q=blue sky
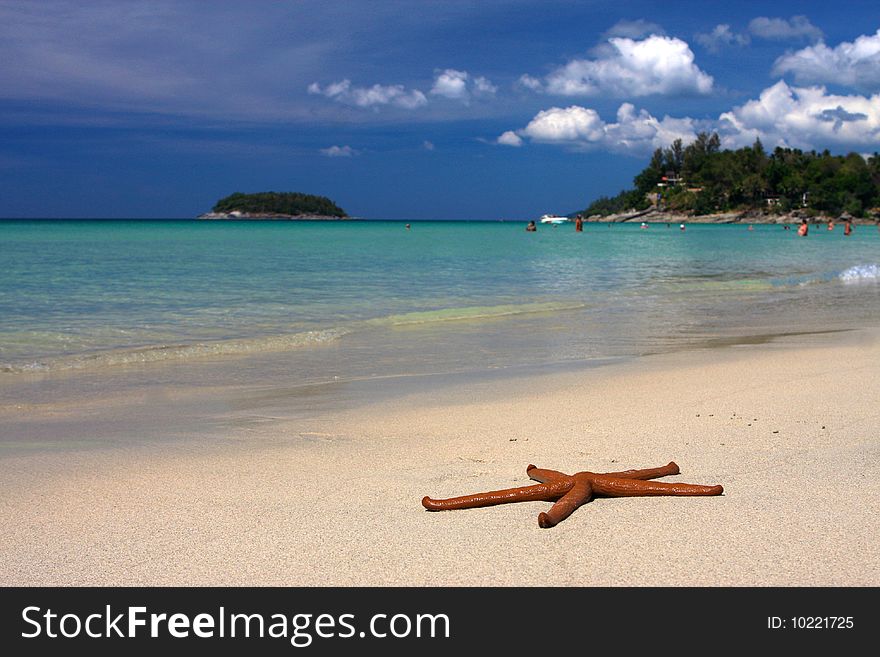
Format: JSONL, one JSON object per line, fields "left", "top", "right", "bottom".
{"left": 1, "top": 0, "right": 879, "bottom": 219}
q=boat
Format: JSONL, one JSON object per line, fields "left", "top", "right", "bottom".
{"left": 539, "top": 214, "right": 569, "bottom": 224}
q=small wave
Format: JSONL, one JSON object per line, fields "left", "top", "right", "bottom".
{"left": 1, "top": 302, "right": 589, "bottom": 375}
{"left": 774, "top": 263, "right": 880, "bottom": 287}
{"left": 709, "top": 279, "right": 775, "bottom": 291}
{"left": 661, "top": 278, "right": 776, "bottom": 293}
{"left": 0, "top": 327, "right": 350, "bottom": 374}
{"left": 839, "top": 264, "right": 880, "bottom": 283}
{"left": 1, "top": 361, "right": 51, "bottom": 374}
{"left": 371, "top": 302, "right": 587, "bottom": 327}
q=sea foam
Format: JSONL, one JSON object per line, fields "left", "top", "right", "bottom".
{"left": 838, "top": 264, "right": 880, "bottom": 282}
{"left": 0, "top": 327, "right": 350, "bottom": 374}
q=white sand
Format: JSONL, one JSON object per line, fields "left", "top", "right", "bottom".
{"left": 1, "top": 329, "right": 878, "bottom": 586}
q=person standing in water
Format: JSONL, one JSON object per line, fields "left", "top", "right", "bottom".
{"left": 797, "top": 218, "right": 809, "bottom": 236}
{"left": 844, "top": 218, "right": 853, "bottom": 236}
{"left": 575, "top": 215, "right": 583, "bottom": 232}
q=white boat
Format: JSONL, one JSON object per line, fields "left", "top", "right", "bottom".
{"left": 539, "top": 214, "right": 569, "bottom": 224}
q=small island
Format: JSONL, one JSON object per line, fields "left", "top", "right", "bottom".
{"left": 198, "top": 191, "right": 350, "bottom": 220}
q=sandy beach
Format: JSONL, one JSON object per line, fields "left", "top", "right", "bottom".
{"left": 1, "top": 328, "right": 878, "bottom": 587}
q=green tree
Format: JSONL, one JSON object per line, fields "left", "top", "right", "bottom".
{"left": 212, "top": 191, "right": 347, "bottom": 217}
{"left": 580, "top": 140, "right": 880, "bottom": 218}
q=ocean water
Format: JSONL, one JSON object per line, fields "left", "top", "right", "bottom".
{"left": 2, "top": 219, "right": 879, "bottom": 437}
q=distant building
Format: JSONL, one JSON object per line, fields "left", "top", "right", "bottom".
{"left": 658, "top": 173, "right": 683, "bottom": 187}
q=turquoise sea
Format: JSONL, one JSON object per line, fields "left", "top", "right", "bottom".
{"left": 2, "top": 218, "right": 879, "bottom": 444}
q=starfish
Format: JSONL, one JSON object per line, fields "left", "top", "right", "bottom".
{"left": 422, "top": 461, "right": 723, "bottom": 528}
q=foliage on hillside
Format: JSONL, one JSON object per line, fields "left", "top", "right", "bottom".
{"left": 583, "top": 133, "right": 880, "bottom": 218}
{"left": 212, "top": 192, "right": 347, "bottom": 217}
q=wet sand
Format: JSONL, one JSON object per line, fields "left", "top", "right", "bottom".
{"left": 1, "top": 329, "right": 878, "bottom": 586}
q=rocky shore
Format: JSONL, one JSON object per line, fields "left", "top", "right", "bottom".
{"left": 587, "top": 208, "right": 879, "bottom": 225}
{"left": 197, "top": 211, "right": 354, "bottom": 220}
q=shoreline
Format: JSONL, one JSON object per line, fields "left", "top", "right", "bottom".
{"left": 0, "top": 326, "right": 860, "bottom": 456}
{"left": 196, "top": 212, "right": 354, "bottom": 220}
{"left": 586, "top": 208, "right": 880, "bottom": 224}
{"left": 1, "top": 327, "right": 877, "bottom": 586}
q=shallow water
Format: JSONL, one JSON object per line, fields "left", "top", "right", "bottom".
{"left": 2, "top": 219, "right": 879, "bottom": 448}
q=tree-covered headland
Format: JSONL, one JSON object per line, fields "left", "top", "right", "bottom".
{"left": 583, "top": 133, "right": 880, "bottom": 219}
{"left": 207, "top": 191, "right": 348, "bottom": 218}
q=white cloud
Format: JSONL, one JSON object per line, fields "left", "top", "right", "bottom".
{"left": 748, "top": 16, "right": 822, "bottom": 42}
{"left": 308, "top": 79, "right": 427, "bottom": 109}
{"left": 473, "top": 76, "right": 497, "bottom": 95}
{"left": 520, "top": 106, "right": 606, "bottom": 143}
{"left": 499, "top": 104, "right": 697, "bottom": 154}
{"left": 431, "top": 69, "right": 469, "bottom": 100}
{"left": 695, "top": 24, "right": 750, "bottom": 53}
{"left": 540, "top": 35, "right": 713, "bottom": 97}
{"left": 772, "top": 29, "right": 880, "bottom": 89}
{"left": 309, "top": 69, "right": 496, "bottom": 112}
{"left": 717, "top": 80, "right": 880, "bottom": 149}
{"left": 517, "top": 74, "right": 543, "bottom": 92}
{"left": 320, "top": 145, "right": 358, "bottom": 157}
{"left": 604, "top": 104, "right": 698, "bottom": 152}
{"left": 498, "top": 82, "right": 880, "bottom": 154}
{"left": 430, "top": 69, "right": 496, "bottom": 103}
{"left": 422, "top": 140, "right": 435, "bottom": 151}
{"left": 496, "top": 130, "right": 523, "bottom": 147}
{"left": 602, "top": 19, "right": 665, "bottom": 40}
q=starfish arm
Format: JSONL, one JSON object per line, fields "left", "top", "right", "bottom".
{"left": 525, "top": 464, "right": 568, "bottom": 483}
{"left": 600, "top": 461, "right": 680, "bottom": 480}
{"left": 538, "top": 479, "right": 593, "bottom": 528}
{"left": 422, "top": 478, "right": 574, "bottom": 511}
{"left": 589, "top": 474, "right": 723, "bottom": 497}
